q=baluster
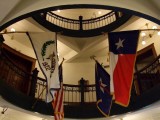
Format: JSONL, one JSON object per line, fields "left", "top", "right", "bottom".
{"left": 66, "top": 20, "right": 68, "bottom": 29}
{"left": 111, "top": 14, "right": 113, "bottom": 22}
{"left": 69, "top": 21, "right": 71, "bottom": 29}
{"left": 105, "top": 16, "right": 108, "bottom": 25}
{"left": 37, "top": 82, "right": 40, "bottom": 99}
{"left": 70, "top": 21, "right": 71, "bottom": 29}
{"left": 55, "top": 16, "right": 57, "bottom": 25}
{"left": 49, "top": 14, "right": 51, "bottom": 23}
{"left": 92, "top": 86, "right": 95, "bottom": 102}
{"left": 72, "top": 87, "right": 73, "bottom": 102}
{"left": 88, "top": 87, "right": 90, "bottom": 102}
{"left": 61, "top": 19, "right": 64, "bottom": 28}
{"left": 98, "top": 18, "right": 100, "bottom": 28}
{"left": 76, "top": 87, "right": 78, "bottom": 102}
{"left": 58, "top": 17, "right": 60, "bottom": 26}
{"left": 68, "top": 88, "right": 69, "bottom": 104}
{"left": 73, "top": 21, "right": 75, "bottom": 30}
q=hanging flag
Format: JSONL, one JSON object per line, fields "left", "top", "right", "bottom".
{"left": 95, "top": 61, "right": 112, "bottom": 116}
{"left": 52, "top": 60, "right": 64, "bottom": 120}
{"left": 27, "top": 32, "right": 60, "bottom": 103}
{"left": 108, "top": 30, "right": 139, "bottom": 107}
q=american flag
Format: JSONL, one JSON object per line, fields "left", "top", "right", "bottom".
{"left": 52, "top": 60, "right": 64, "bottom": 120}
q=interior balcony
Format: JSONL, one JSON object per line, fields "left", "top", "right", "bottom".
{"left": 33, "top": 10, "right": 132, "bottom": 37}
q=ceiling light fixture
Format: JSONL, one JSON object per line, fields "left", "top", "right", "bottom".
{"left": 1, "top": 106, "right": 8, "bottom": 114}
{"left": 57, "top": 10, "right": 60, "bottom": 13}
{"left": 144, "top": 23, "right": 159, "bottom": 38}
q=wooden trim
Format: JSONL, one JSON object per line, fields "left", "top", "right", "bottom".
{"left": 2, "top": 43, "right": 36, "bottom": 72}
{"left": 137, "top": 43, "right": 157, "bottom": 58}
{"left": 133, "top": 79, "right": 140, "bottom": 95}
{"left": 135, "top": 43, "right": 157, "bottom": 95}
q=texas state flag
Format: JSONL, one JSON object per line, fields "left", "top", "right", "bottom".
{"left": 108, "top": 30, "right": 139, "bottom": 107}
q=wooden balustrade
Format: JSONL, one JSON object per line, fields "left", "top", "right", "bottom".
{"left": 33, "top": 11, "right": 131, "bottom": 37}
{"left": 133, "top": 55, "right": 160, "bottom": 94}
{"left": 35, "top": 77, "right": 96, "bottom": 104}
{"left": 44, "top": 11, "right": 120, "bottom": 30}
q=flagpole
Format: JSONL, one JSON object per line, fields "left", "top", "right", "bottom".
{"left": 100, "top": 29, "right": 160, "bottom": 35}
{"left": 31, "top": 86, "right": 47, "bottom": 109}
{"left": 0, "top": 31, "right": 27, "bottom": 35}
{"left": 0, "top": 28, "right": 159, "bottom": 35}
{"left": 90, "top": 55, "right": 104, "bottom": 66}
{"left": 61, "top": 58, "right": 65, "bottom": 64}
{"left": 0, "top": 30, "right": 65, "bottom": 35}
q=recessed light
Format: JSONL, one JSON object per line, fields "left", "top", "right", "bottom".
{"left": 142, "top": 40, "right": 146, "bottom": 45}
{"left": 10, "top": 28, "right": 15, "bottom": 32}
{"left": 152, "top": 26, "right": 157, "bottom": 29}
{"left": 141, "top": 32, "right": 146, "bottom": 37}
{"left": 34, "top": 112, "right": 39, "bottom": 114}
{"left": 98, "top": 11, "right": 102, "bottom": 14}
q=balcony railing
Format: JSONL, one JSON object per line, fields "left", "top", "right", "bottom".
{"left": 32, "top": 10, "right": 131, "bottom": 37}
{"left": 44, "top": 11, "right": 121, "bottom": 30}
{"left": 35, "top": 77, "right": 96, "bottom": 104}
{"left": 133, "top": 55, "right": 160, "bottom": 95}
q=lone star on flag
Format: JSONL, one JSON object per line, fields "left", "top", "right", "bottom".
{"left": 115, "top": 38, "right": 125, "bottom": 49}
{"left": 99, "top": 79, "right": 107, "bottom": 93}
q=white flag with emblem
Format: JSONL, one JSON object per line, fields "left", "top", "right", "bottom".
{"left": 27, "top": 32, "right": 60, "bottom": 103}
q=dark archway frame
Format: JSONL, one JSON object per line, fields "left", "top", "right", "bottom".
{"left": 0, "top": 4, "right": 160, "bottom": 32}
